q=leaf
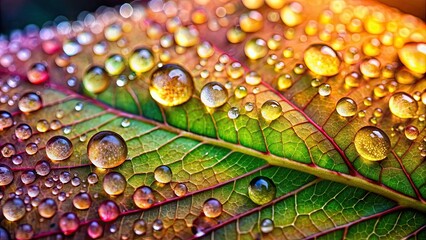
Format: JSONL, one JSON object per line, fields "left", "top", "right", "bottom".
{"left": 0, "top": 0, "right": 425, "bottom": 239}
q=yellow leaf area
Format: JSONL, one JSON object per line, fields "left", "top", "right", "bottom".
{"left": 0, "top": 0, "right": 425, "bottom": 239}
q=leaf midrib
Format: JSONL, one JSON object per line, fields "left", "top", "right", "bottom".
{"left": 47, "top": 82, "right": 426, "bottom": 212}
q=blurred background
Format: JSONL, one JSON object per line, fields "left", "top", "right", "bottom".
{"left": 0, "top": 0, "right": 424, "bottom": 34}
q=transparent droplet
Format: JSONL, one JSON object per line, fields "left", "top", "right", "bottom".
{"left": 121, "top": 118, "right": 131, "bottom": 128}
{"left": 129, "top": 48, "right": 155, "bottom": 74}
{"left": 105, "top": 54, "right": 126, "bottom": 75}
{"left": 154, "top": 165, "right": 172, "bottom": 184}
{"left": 15, "top": 124, "right": 32, "bottom": 140}
{"left": 16, "top": 223, "right": 34, "bottom": 240}
{"left": 133, "top": 219, "right": 147, "bottom": 236}
{"left": 83, "top": 66, "right": 110, "bottom": 94}
{"left": 38, "top": 198, "right": 57, "bottom": 218}
{"left": 200, "top": 82, "right": 228, "bottom": 108}
{"left": 0, "top": 164, "right": 14, "bottom": 186}
{"left": 235, "top": 86, "right": 248, "bottom": 99}
{"left": 354, "top": 126, "right": 390, "bottom": 161}
{"left": 203, "top": 198, "right": 222, "bottom": 218}
{"left": 336, "top": 97, "right": 357, "bottom": 117}
{"left": 245, "top": 71, "right": 262, "bottom": 86}
{"left": 277, "top": 74, "right": 293, "bottom": 90}
{"left": 405, "top": 125, "right": 419, "bottom": 140}
{"left": 46, "top": 136, "right": 73, "bottom": 161}
{"left": 174, "top": 26, "right": 199, "bottom": 47}
{"left": 389, "top": 92, "right": 418, "bottom": 118}
{"left": 239, "top": 11, "right": 264, "bottom": 33}
{"left": 398, "top": 42, "right": 426, "bottom": 74}
{"left": 73, "top": 192, "right": 92, "bottom": 210}
{"left": 261, "top": 100, "right": 282, "bottom": 121}
{"left": 1, "top": 143, "right": 15, "bottom": 158}
{"left": 245, "top": 102, "right": 254, "bottom": 112}
{"left": 360, "top": 58, "right": 381, "bottom": 78}
{"left": 25, "top": 143, "right": 38, "bottom": 155}
{"left": 150, "top": 64, "right": 194, "bottom": 106}
{"left": 226, "top": 26, "right": 246, "bottom": 43}
{"left": 18, "top": 92, "right": 42, "bottom": 113}
{"left": 88, "top": 221, "right": 103, "bottom": 239}
{"left": 245, "top": 38, "right": 268, "bottom": 60}
{"left": 103, "top": 172, "right": 126, "bottom": 196}
{"left": 87, "top": 131, "right": 128, "bottom": 169}
{"left": 98, "top": 200, "right": 120, "bottom": 222}
{"left": 2, "top": 198, "right": 26, "bottom": 221}
{"left": 226, "top": 62, "right": 244, "bottom": 79}
{"left": 152, "top": 219, "right": 163, "bottom": 231}
{"left": 27, "top": 63, "right": 49, "bottom": 84}
{"left": 197, "top": 41, "right": 214, "bottom": 59}
{"left": 318, "top": 83, "right": 331, "bottom": 97}
{"left": 344, "top": 72, "right": 361, "bottom": 88}
{"left": 0, "top": 111, "right": 13, "bottom": 131}
{"left": 304, "top": 44, "right": 340, "bottom": 76}
{"left": 192, "top": 216, "right": 218, "bottom": 237}
{"left": 260, "top": 218, "right": 274, "bottom": 233}
{"left": 59, "top": 212, "right": 80, "bottom": 235}
{"left": 248, "top": 176, "right": 276, "bottom": 205}
{"left": 280, "top": 2, "right": 304, "bottom": 27}
{"left": 133, "top": 186, "right": 155, "bottom": 209}
{"left": 173, "top": 183, "right": 188, "bottom": 197}
{"left": 104, "top": 24, "right": 123, "bottom": 42}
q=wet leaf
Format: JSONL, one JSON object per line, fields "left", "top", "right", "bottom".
{"left": 0, "top": 0, "right": 425, "bottom": 239}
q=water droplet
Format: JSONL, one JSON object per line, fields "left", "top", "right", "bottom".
{"left": 98, "top": 200, "right": 120, "bottom": 222}
{"left": 360, "top": 58, "right": 381, "bottom": 78}
{"left": 59, "top": 212, "right": 80, "bottom": 235}
{"left": 203, "top": 198, "right": 222, "bottom": 218}
{"left": 83, "top": 66, "right": 110, "bottom": 94}
{"left": 389, "top": 92, "right": 418, "bottom": 118}
{"left": 174, "top": 26, "right": 199, "bottom": 47}
{"left": 239, "top": 11, "right": 264, "bottom": 33}
{"left": 280, "top": 2, "right": 304, "bottom": 27}
{"left": 228, "top": 107, "right": 240, "bottom": 119}
{"left": 154, "top": 165, "right": 172, "bottom": 184}
{"left": 226, "top": 26, "right": 246, "bottom": 43}
{"left": 200, "top": 82, "right": 228, "bottom": 108}
{"left": 405, "top": 125, "right": 419, "bottom": 140}
{"left": 87, "top": 172, "right": 98, "bottom": 184}
{"left": 59, "top": 171, "right": 71, "bottom": 184}
{"left": 73, "top": 192, "right": 92, "bottom": 210}
{"left": 248, "top": 176, "right": 276, "bottom": 205}
{"left": 398, "top": 43, "right": 426, "bottom": 74}
{"left": 277, "top": 74, "right": 293, "bottom": 90}
{"left": 21, "top": 170, "right": 36, "bottom": 185}
{"left": 173, "top": 183, "right": 188, "bottom": 197}
{"left": 304, "top": 44, "right": 340, "bottom": 76}
{"left": 245, "top": 102, "right": 254, "bottom": 112}
{"left": 336, "top": 97, "right": 357, "bottom": 117}
{"left": 197, "top": 41, "right": 214, "bottom": 59}
{"left": 87, "top": 131, "right": 128, "bottom": 169}
{"left": 88, "top": 221, "right": 103, "bottom": 239}
{"left": 150, "top": 64, "right": 194, "bottom": 106}
{"left": 1, "top": 144, "right": 15, "bottom": 158}
{"left": 105, "top": 54, "right": 126, "bottom": 75}
{"left": 133, "top": 186, "right": 155, "bottom": 209}
{"left": 35, "top": 160, "right": 50, "bottom": 176}
{"left": 245, "top": 71, "right": 262, "bottom": 86}
{"left": 18, "top": 92, "right": 42, "bottom": 113}
{"left": 38, "top": 198, "right": 57, "bottom": 218}
{"left": 0, "top": 164, "right": 13, "bottom": 186}
{"left": 27, "top": 63, "right": 49, "bottom": 84}
{"left": 260, "top": 218, "right": 274, "bottom": 233}
{"left": 344, "top": 72, "right": 361, "bottom": 88}
{"left": 245, "top": 38, "right": 268, "bottom": 60}
{"left": 16, "top": 223, "right": 34, "bottom": 240}
{"left": 2, "top": 198, "right": 26, "bottom": 221}
{"left": 318, "top": 83, "right": 331, "bottom": 97}
{"left": 354, "top": 126, "right": 390, "bottom": 161}
{"left": 104, "top": 24, "right": 123, "bottom": 42}
{"left": 46, "top": 136, "right": 73, "bottom": 161}
{"left": 261, "top": 100, "right": 282, "bottom": 121}
{"left": 25, "top": 143, "right": 38, "bottom": 155}
{"left": 226, "top": 62, "right": 245, "bottom": 79}
{"left": 103, "top": 172, "right": 126, "bottom": 195}
{"left": 15, "top": 124, "right": 32, "bottom": 140}
{"left": 132, "top": 219, "right": 147, "bottom": 236}
{"left": 235, "top": 86, "right": 248, "bottom": 99}
{"left": 192, "top": 216, "right": 218, "bottom": 237}
{"left": 395, "top": 68, "right": 416, "bottom": 84}
{"left": 0, "top": 111, "right": 13, "bottom": 131}
{"left": 364, "top": 12, "right": 385, "bottom": 34}
{"left": 152, "top": 219, "right": 163, "bottom": 231}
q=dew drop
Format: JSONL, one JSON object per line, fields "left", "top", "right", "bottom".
{"left": 248, "top": 176, "right": 276, "bottom": 205}
{"left": 152, "top": 219, "right": 163, "bottom": 231}
{"left": 73, "top": 192, "right": 92, "bottom": 210}
{"left": 261, "top": 100, "right": 282, "bottom": 121}
{"left": 104, "top": 24, "right": 123, "bottom": 42}
{"left": 277, "top": 74, "right": 293, "bottom": 90}
{"left": 245, "top": 38, "right": 268, "bottom": 60}
{"left": 83, "top": 66, "right": 110, "bottom": 94}
{"left": 389, "top": 92, "right": 418, "bottom": 118}
{"left": 245, "top": 102, "right": 254, "bottom": 112}
{"left": 260, "top": 218, "right": 274, "bottom": 233}
{"left": 103, "top": 172, "right": 126, "bottom": 196}
{"left": 98, "top": 200, "right": 120, "bottom": 222}
{"left": 173, "top": 183, "right": 188, "bottom": 197}
{"left": 46, "top": 136, "right": 73, "bottom": 161}
{"left": 2, "top": 198, "right": 26, "bottom": 221}
{"left": 154, "top": 165, "right": 172, "bottom": 184}
{"left": 203, "top": 198, "right": 222, "bottom": 218}
{"left": 245, "top": 71, "right": 262, "bottom": 86}
{"left": 174, "top": 26, "right": 199, "bottom": 47}
{"left": 0, "top": 164, "right": 14, "bottom": 186}
{"left": 228, "top": 107, "right": 240, "bottom": 119}
{"left": 27, "top": 63, "right": 49, "bottom": 84}
{"left": 197, "top": 41, "right": 214, "bottom": 59}
{"left": 87, "top": 131, "right": 128, "bottom": 169}
{"left": 149, "top": 64, "right": 194, "bottom": 106}
{"left": 235, "top": 86, "right": 248, "bottom": 99}
{"left": 200, "top": 82, "right": 228, "bottom": 108}
{"left": 133, "top": 219, "right": 147, "bottom": 236}
{"left": 0, "top": 111, "right": 13, "bottom": 131}
{"left": 280, "top": 2, "right": 304, "bottom": 27}
{"left": 105, "top": 54, "right": 126, "bottom": 75}
{"left": 226, "top": 26, "right": 246, "bottom": 43}
{"left": 25, "top": 143, "right": 38, "bottom": 155}
{"left": 38, "top": 198, "right": 57, "bottom": 218}
{"left": 336, "top": 97, "right": 357, "bottom": 117}
{"left": 192, "top": 216, "right": 218, "bottom": 237}
{"left": 360, "top": 58, "right": 381, "bottom": 78}
{"left": 304, "top": 44, "right": 340, "bottom": 76}
{"left": 354, "top": 126, "right": 390, "bottom": 161}
{"left": 21, "top": 170, "right": 36, "bottom": 185}
{"left": 128, "top": 48, "right": 155, "bottom": 74}
{"left": 239, "top": 11, "right": 264, "bottom": 33}
{"left": 88, "top": 221, "right": 103, "bottom": 239}
{"left": 16, "top": 223, "right": 34, "bottom": 240}
{"left": 405, "top": 125, "right": 419, "bottom": 140}
{"left": 344, "top": 72, "right": 361, "bottom": 88}
{"left": 18, "top": 92, "right": 42, "bottom": 113}
{"left": 1, "top": 144, "right": 15, "bottom": 158}
{"left": 59, "top": 212, "right": 80, "bottom": 235}
{"left": 15, "top": 124, "right": 32, "bottom": 140}
{"left": 133, "top": 186, "right": 155, "bottom": 209}
{"left": 398, "top": 42, "right": 426, "bottom": 74}
{"left": 318, "top": 83, "right": 331, "bottom": 97}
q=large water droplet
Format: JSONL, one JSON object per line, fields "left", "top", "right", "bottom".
{"left": 0, "top": 164, "right": 13, "bottom": 186}
{"left": 354, "top": 126, "right": 390, "bottom": 161}
{"left": 304, "top": 44, "right": 340, "bottom": 76}
{"left": 38, "top": 198, "right": 57, "bottom": 218}
{"left": 389, "top": 92, "right": 418, "bottom": 118}
{"left": 46, "top": 136, "right": 73, "bottom": 161}
{"left": 200, "top": 82, "right": 228, "bottom": 108}
{"left": 59, "top": 212, "right": 80, "bottom": 235}
{"left": 280, "top": 2, "right": 304, "bottom": 27}
{"left": 18, "top": 92, "right": 42, "bottom": 113}
{"left": 133, "top": 186, "right": 155, "bottom": 209}
{"left": 203, "top": 198, "right": 222, "bottom": 218}
{"left": 248, "top": 176, "right": 276, "bottom": 205}
{"left": 98, "top": 200, "right": 120, "bottom": 222}
{"left": 129, "top": 48, "right": 155, "bottom": 74}
{"left": 398, "top": 42, "right": 426, "bottom": 74}
{"left": 87, "top": 131, "right": 127, "bottom": 169}
{"left": 150, "top": 64, "right": 194, "bottom": 106}
{"left": 2, "top": 198, "right": 26, "bottom": 221}
{"left": 83, "top": 66, "right": 110, "bottom": 94}
{"left": 336, "top": 97, "right": 357, "bottom": 117}
{"left": 261, "top": 100, "right": 282, "bottom": 121}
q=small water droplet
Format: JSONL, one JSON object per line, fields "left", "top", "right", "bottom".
{"left": 18, "top": 92, "right": 42, "bottom": 113}
{"left": 59, "top": 212, "right": 80, "bottom": 235}
{"left": 87, "top": 131, "right": 128, "bottom": 169}
{"left": 46, "top": 136, "right": 73, "bottom": 161}
{"left": 354, "top": 126, "right": 390, "bottom": 161}
{"left": 154, "top": 165, "right": 172, "bottom": 184}
{"left": 248, "top": 176, "right": 276, "bottom": 205}
{"left": 389, "top": 92, "right": 418, "bottom": 118}
{"left": 38, "top": 198, "right": 57, "bottom": 218}
{"left": 133, "top": 186, "right": 155, "bottom": 209}
{"left": 304, "top": 44, "right": 340, "bottom": 76}
{"left": 260, "top": 218, "right": 274, "bottom": 233}
{"left": 200, "top": 82, "right": 228, "bottom": 108}
{"left": 336, "top": 97, "right": 357, "bottom": 117}
{"left": 261, "top": 100, "right": 282, "bottom": 121}
{"left": 203, "top": 198, "right": 222, "bottom": 218}
{"left": 98, "top": 200, "right": 120, "bottom": 222}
